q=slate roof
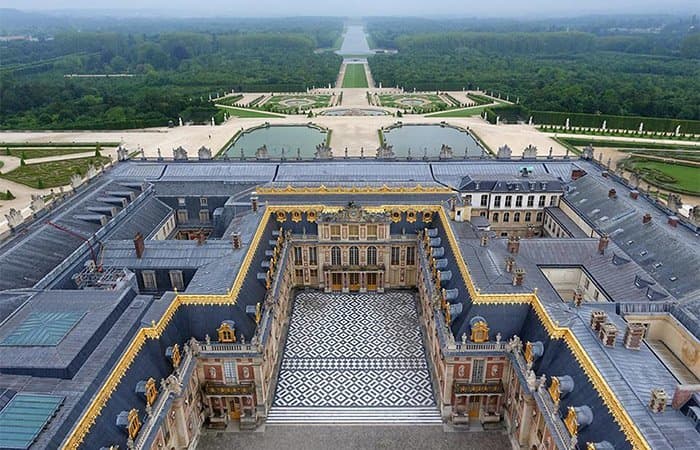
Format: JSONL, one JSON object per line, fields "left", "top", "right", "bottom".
{"left": 564, "top": 174, "right": 700, "bottom": 302}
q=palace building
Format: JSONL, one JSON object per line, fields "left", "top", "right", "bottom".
{"left": 0, "top": 155, "right": 699, "bottom": 450}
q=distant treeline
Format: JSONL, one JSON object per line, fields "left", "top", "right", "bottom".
{"left": 368, "top": 22, "right": 700, "bottom": 121}
{"left": 0, "top": 21, "right": 343, "bottom": 130}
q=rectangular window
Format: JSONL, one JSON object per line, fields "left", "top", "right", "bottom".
{"left": 391, "top": 247, "right": 401, "bottom": 265}
{"left": 527, "top": 195, "right": 534, "bottom": 207}
{"left": 177, "top": 209, "right": 188, "bottom": 223}
{"left": 199, "top": 209, "right": 210, "bottom": 223}
{"left": 494, "top": 196, "right": 501, "bottom": 207}
{"left": 594, "top": 290, "right": 600, "bottom": 301}
{"left": 536, "top": 212, "right": 543, "bottom": 222}
{"left": 294, "top": 247, "right": 303, "bottom": 265}
{"left": 480, "top": 195, "right": 488, "bottom": 207}
{"left": 308, "top": 247, "right": 317, "bottom": 265}
{"left": 169, "top": 270, "right": 184, "bottom": 291}
{"left": 406, "top": 246, "right": 416, "bottom": 265}
{"left": 309, "top": 269, "right": 318, "bottom": 279}
{"left": 515, "top": 196, "right": 523, "bottom": 207}
{"left": 142, "top": 270, "right": 157, "bottom": 290}
{"left": 295, "top": 269, "right": 304, "bottom": 281}
{"left": 505, "top": 196, "right": 512, "bottom": 207}
{"left": 348, "top": 225, "right": 359, "bottom": 240}
{"left": 584, "top": 278, "right": 590, "bottom": 289}
{"left": 525, "top": 212, "right": 532, "bottom": 222}
{"left": 550, "top": 196, "right": 557, "bottom": 206}
{"left": 538, "top": 196, "right": 546, "bottom": 207}
{"left": 200, "top": 197, "right": 208, "bottom": 207}
{"left": 366, "top": 225, "right": 377, "bottom": 240}
{"left": 330, "top": 225, "right": 341, "bottom": 241}
{"left": 471, "top": 359, "right": 485, "bottom": 383}
{"left": 223, "top": 361, "right": 237, "bottom": 383}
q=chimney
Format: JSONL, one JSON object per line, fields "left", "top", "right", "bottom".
{"left": 642, "top": 213, "right": 652, "bottom": 224}
{"left": 590, "top": 311, "right": 607, "bottom": 332}
{"left": 667, "top": 216, "right": 678, "bottom": 228}
{"left": 526, "top": 225, "right": 535, "bottom": 238}
{"left": 512, "top": 268, "right": 525, "bottom": 286}
{"left": 630, "top": 190, "right": 639, "bottom": 200}
{"left": 507, "top": 236, "right": 520, "bottom": 254}
{"left": 505, "top": 256, "right": 514, "bottom": 273}
{"left": 480, "top": 234, "right": 489, "bottom": 247}
{"left": 572, "top": 288, "right": 583, "bottom": 307}
{"left": 197, "top": 230, "right": 206, "bottom": 246}
{"left": 250, "top": 192, "right": 259, "bottom": 212}
{"left": 649, "top": 389, "right": 668, "bottom": 413}
{"left": 232, "top": 231, "right": 242, "bottom": 249}
{"left": 597, "top": 234, "right": 609, "bottom": 255}
{"left": 599, "top": 322, "right": 618, "bottom": 347}
{"left": 623, "top": 323, "right": 645, "bottom": 350}
{"left": 608, "top": 188, "right": 617, "bottom": 199}
{"left": 133, "top": 232, "right": 145, "bottom": 259}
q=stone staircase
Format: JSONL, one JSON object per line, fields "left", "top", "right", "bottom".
{"left": 266, "top": 406, "right": 442, "bottom": 425}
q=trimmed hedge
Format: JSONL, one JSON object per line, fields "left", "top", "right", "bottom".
{"left": 532, "top": 111, "right": 700, "bottom": 134}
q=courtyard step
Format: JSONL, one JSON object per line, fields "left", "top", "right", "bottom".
{"left": 266, "top": 407, "right": 443, "bottom": 425}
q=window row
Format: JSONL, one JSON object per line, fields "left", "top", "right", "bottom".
{"left": 491, "top": 194, "right": 558, "bottom": 208}
{"left": 492, "top": 211, "right": 543, "bottom": 223}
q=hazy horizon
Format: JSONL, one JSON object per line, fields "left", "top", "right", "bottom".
{"left": 1, "top": 0, "right": 698, "bottom": 19}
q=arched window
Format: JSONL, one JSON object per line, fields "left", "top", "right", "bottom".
{"left": 349, "top": 246, "right": 359, "bottom": 266}
{"left": 492, "top": 212, "right": 499, "bottom": 223}
{"left": 367, "top": 246, "right": 377, "bottom": 265}
{"left": 503, "top": 212, "right": 510, "bottom": 222}
{"left": 331, "top": 246, "right": 341, "bottom": 266}
{"left": 514, "top": 212, "right": 520, "bottom": 222}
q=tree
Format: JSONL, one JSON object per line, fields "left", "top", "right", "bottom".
{"left": 20, "top": 152, "right": 26, "bottom": 166}
{"left": 4, "top": 190, "right": 14, "bottom": 200}
{"left": 95, "top": 143, "right": 102, "bottom": 157}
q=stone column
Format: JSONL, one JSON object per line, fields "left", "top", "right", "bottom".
{"left": 517, "top": 396, "right": 536, "bottom": 446}
{"left": 442, "top": 361, "right": 454, "bottom": 420}
{"left": 172, "top": 398, "right": 190, "bottom": 447}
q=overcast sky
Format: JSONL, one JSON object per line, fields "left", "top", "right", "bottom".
{"left": 0, "top": 0, "right": 697, "bottom": 17}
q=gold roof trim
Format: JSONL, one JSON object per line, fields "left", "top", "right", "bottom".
{"left": 437, "top": 206, "right": 648, "bottom": 449}
{"left": 256, "top": 184, "right": 452, "bottom": 195}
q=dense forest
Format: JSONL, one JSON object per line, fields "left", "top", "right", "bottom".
{"left": 0, "top": 16, "right": 342, "bottom": 129}
{"left": 368, "top": 16, "right": 700, "bottom": 120}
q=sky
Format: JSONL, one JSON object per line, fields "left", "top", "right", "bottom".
{"left": 0, "top": 0, "right": 697, "bottom": 18}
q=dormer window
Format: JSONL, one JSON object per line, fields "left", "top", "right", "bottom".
{"left": 217, "top": 321, "right": 237, "bottom": 343}
{"left": 145, "top": 377, "right": 157, "bottom": 406}
{"left": 469, "top": 317, "right": 489, "bottom": 343}
{"left": 128, "top": 409, "right": 141, "bottom": 440}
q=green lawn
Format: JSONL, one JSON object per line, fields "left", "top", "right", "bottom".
{"left": 0, "top": 156, "right": 110, "bottom": 188}
{"left": 3, "top": 147, "right": 98, "bottom": 159}
{"left": 342, "top": 64, "right": 368, "bottom": 88}
{"left": 216, "top": 105, "right": 285, "bottom": 118}
{"left": 427, "top": 105, "right": 492, "bottom": 118}
{"left": 626, "top": 159, "right": 700, "bottom": 195}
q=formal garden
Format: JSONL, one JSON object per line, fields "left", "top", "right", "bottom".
{"left": 375, "top": 93, "right": 457, "bottom": 114}
{"left": 259, "top": 94, "right": 334, "bottom": 113}
{"left": 619, "top": 158, "right": 700, "bottom": 196}
{"left": 0, "top": 156, "right": 111, "bottom": 189}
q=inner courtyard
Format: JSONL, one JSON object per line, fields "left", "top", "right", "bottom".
{"left": 269, "top": 291, "right": 438, "bottom": 423}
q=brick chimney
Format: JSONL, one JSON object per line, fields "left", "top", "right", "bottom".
{"left": 599, "top": 322, "right": 618, "bottom": 347}
{"left": 512, "top": 268, "right": 525, "bottom": 286}
{"left": 608, "top": 188, "right": 617, "bottom": 199}
{"left": 133, "top": 232, "right": 145, "bottom": 259}
{"left": 526, "top": 225, "right": 535, "bottom": 238}
{"left": 597, "top": 234, "right": 609, "bottom": 255}
{"left": 590, "top": 311, "right": 607, "bottom": 332}
{"left": 667, "top": 216, "right": 678, "bottom": 228}
{"left": 572, "top": 289, "right": 583, "bottom": 307}
{"left": 480, "top": 234, "right": 489, "bottom": 247}
{"left": 507, "top": 236, "right": 520, "bottom": 254}
{"left": 197, "top": 230, "right": 206, "bottom": 246}
{"left": 251, "top": 192, "right": 259, "bottom": 212}
{"left": 630, "top": 190, "right": 639, "bottom": 200}
{"left": 232, "top": 231, "right": 242, "bottom": 249}
{"left": 649, "top": 389, "right": 668, "bottom": 413}
{"left": 623, "top": 323, "right": 645, "bottom": 350}
{"left": 642, "top": 213, "right": 652, "bottom": 224}
{"left": 505, "top": 256, "right": 514, "bottom": 273}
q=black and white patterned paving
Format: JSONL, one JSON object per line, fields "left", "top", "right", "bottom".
{"left": 272, "top": 292, "right": 436, "bottom": 410}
